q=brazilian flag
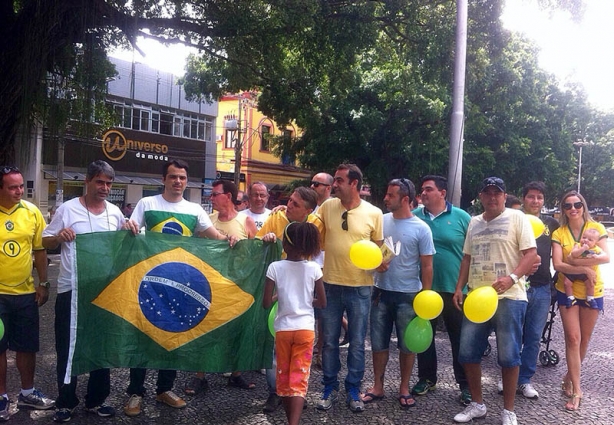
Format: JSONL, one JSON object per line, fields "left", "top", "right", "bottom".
{"left": 68, "top": 231, "right": 281, "bottom": 377}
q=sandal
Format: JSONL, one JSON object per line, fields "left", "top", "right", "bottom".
{"left": 398, "top": 394, "right": 416, "bottom": 409}
{"left": 361, "top": 392, "right": 385, "bottom": 403}
{"left": 228, "top": 374, "right": 256, "bottom": 390}
{"left": 184, "top": 376, "right": 207, "bottom": 396}
{"left": 561, "top": 377, "right": 573, "bottom": 398}
{"left": 565, "top": 393, "right": 582, "bottom": 411}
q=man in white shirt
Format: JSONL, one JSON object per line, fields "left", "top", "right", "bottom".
{"left": 44, "top": 160, "right": 126, "bottom": 422}
{"left": 123, "top": 159, "right": 230, "bottom": 417}
{"left": 243, "top": 181, "right": 271, "bottom": 230}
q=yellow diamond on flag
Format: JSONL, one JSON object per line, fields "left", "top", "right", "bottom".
{"left": 150, "top": 217, "right": 194, "bottom": 236}
{"left": 92, "top": 247, "right": 253, "bottom": 351}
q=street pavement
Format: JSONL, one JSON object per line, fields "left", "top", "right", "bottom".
{"left": 5, "top": 239, "right": 614, "bottom": 424}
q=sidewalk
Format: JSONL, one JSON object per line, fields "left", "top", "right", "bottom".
{"left": 5, "top": 248, "right": 613, "bottom": 424}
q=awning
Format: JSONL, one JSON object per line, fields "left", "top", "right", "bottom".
{"left": 43, "top": 170, "right": 209, "bottom": 189}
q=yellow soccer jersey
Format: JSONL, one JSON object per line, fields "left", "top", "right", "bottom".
{"left": 0, "top": 200, "right": 46, "bottom": 294}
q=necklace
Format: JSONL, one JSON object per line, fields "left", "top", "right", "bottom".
{"left": 83, "top": 196, "right": 110, "bottom": 232}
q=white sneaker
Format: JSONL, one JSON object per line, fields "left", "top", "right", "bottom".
{"left": 502, "top": 409, "right": 517, "bottom": 425}
{"left": 517, "top": 383, "right": 538, "bottom": 399}
{"left": 497, "top": 379, "right": 503, "bottom": 394}
{"left": 454, "top": 402, "right": 487, "bottom": 423}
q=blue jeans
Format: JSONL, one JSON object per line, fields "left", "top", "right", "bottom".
{"left": 369, "top": 289, "right": 416, "bottom": 353}
{"left": 459, "top": 298, "right": 527, "bottom": 367}
{"left": 320, "top": 283, "right": 371, "bottom": 391}
{"left": 519, "top": 285, "right": 551, "bottom": 385}
{"left": 265, "top": 345, "right": 277, "bottom": 394}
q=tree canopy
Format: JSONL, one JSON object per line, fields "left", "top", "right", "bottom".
{"left": 182, "top": 0, "right": 607, "bottom": 207}
{"left": 4, "top": 0, "right": 611, "bottom": 209}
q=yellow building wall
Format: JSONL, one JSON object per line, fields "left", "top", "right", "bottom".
{"left": 216, "top": 95, "right": 310, "bottom": 191}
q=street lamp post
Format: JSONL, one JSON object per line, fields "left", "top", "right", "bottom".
{"left": 573, "top": 139, "right": 594, "bottom": 194}
{"left": 223, "top": 93, "right": 255, "bottom": 188}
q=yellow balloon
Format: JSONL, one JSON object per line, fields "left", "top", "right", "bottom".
{"left": 526, "top": 214, "right": 545, "bottom": 238}
{"left": 349, "top": 240, "right": 383, "bottom": 270}
{"left": 414, "top": 290, "right": 444, "bottom": 320}
{"left": 464, "top": 286, "right": 498, "bottom": 323}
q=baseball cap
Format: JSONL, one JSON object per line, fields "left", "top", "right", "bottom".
{"left": 480, "top": 176, "right": 506, "bottom": 193}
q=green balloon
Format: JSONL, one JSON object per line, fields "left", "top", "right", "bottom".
{"left": 0, "top": 318, "right": 4, "bottom": 340}
{"left": 268, "top": 302, "right": 278, "bottom": 337}
{"left": 403, "top": 316, "right": 433, "bottom": 354}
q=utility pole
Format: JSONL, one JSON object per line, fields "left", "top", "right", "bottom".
{"left": 233, "top": 96, "right": 242, "bottom": 187}
{"left": 573, "top": 139, "right": 593, "bottom": 194}
{"left": 447, "top": 0, "right": 468, "bottom": 207}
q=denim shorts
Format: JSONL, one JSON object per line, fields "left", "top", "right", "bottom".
{"left": 556, "top": 290, "right": 604, "bottom": 311}
{"left": 0, "top": 293, "right": 39, "bottom": 352}
{"left": 369, "top": 288, "right": 417, "bottom": 354}
{"left": 459, "top": 298, "right": 526, "bottom": 367}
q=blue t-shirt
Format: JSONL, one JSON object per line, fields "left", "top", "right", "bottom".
{"left": 375, "top": 214, "right": 435, "bottom": 293}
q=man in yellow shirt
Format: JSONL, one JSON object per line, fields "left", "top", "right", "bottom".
{"left": 0, "top": 166, "right": 54, "bottom": 419}
{"left": 315, "top": 163, "right": 383, "bottom": 413}
{"left": 257, "top": 187, "right": 323, "bottom": 242}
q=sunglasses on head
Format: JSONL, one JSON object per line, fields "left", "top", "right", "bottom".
{"left": 399, "top": 178, "right": 412, "bottom": 195}
{"left": 311, "top": 181, "right": 330, "bottom": 188}
{"left": 1, "top": 166, "right": 20, "bottom": 175}
{"left": 563, "top": 201, "right": 583, "bottom": 210}
{"left": 341, "top": 211, "right": 348, "bottom": 231}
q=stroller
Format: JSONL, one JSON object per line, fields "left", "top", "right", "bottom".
{"left": 538, "top": 284, "right": 560, "bottom": 366}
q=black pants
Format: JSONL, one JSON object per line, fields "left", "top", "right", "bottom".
{"left": 416, "top": 292, "right": 467, "bottom": 389}
{"left": 55, "top": 291, "right": 110, "bottom": 409}
{"left": 127, "top": 368, "right": 176, "bottom": 396}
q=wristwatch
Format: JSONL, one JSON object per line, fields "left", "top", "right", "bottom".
{"left": 509, "top": 274, "right": 519, "bottom": 285}
{"left": 39, "top": 281, "right": 50, "bottom": 289}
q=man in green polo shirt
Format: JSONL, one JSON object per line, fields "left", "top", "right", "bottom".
{"left": 412, "top": 175, "right": 472, "bottom": 405}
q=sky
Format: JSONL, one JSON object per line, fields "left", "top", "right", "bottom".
{"left": 501, "top": 0, "right": 614, "bottom": 111}
{"left": 109, "top": 0, "right": 614, "bottom": 111}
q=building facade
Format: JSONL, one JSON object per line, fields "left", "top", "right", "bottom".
{"left": 21, "top": 56, "right": 218, "bottom": 212}
{"left": 216, "top": 92, "right": 311, "bottom": 205}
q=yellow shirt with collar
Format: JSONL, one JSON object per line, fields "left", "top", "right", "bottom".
{"left": 0, "top": 200, "right": 46, "bottom": 294}
{"left": 317, "top": 198, "right": 384, "bottom": 287}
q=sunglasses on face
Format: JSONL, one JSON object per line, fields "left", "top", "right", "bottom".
{"left": 341, "top": 211, "right": 348, "bottom": 231}
{"left": 563, "top": 201, "right": 583, "bottom": 210}
{"left": 311, "top": 181, "right": 330, "bottom": 188}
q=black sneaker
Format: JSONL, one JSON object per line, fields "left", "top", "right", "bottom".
{"left": 262, "top": 393, "right": 282, "bottom": 413}
{"left": 0, "top": 397, "right": 10, "bottom": 421}
{"left": 411, "top": 379, "right": 436, "bottom": 396}
{"left": 53, "top": 408, "right": 74, "bottom": 423}
{"left": 85, "top": 403, "right": 115, "bottom": 417}
{"left": 459, "top": 388, "right": 472, "bottom": 406}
